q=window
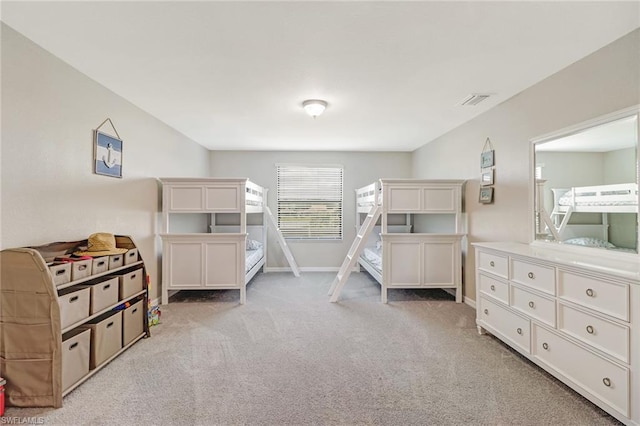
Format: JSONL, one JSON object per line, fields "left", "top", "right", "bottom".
{"left": 277, "top": 164, "right": 343, "bottom": 240}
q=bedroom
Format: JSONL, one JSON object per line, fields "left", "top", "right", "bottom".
{"left": 1, "top": 1, "right": 639, "bottom": 425}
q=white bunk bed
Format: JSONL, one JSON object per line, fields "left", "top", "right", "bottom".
{"left": 537, "top": 181, "right": 638, "bottom": 244}
{"left": 354, "top": 179, "right": 466, "bottom": 303}
{"left": 159, "top": 178, "right": 267, "bottom": 305}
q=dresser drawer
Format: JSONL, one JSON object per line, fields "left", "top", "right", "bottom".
{"left": 532, "top": 324, "right": 629, "bottom": 417}
{"left": 478, "top": 273, "right": 509, "bottom": 304}
{"left": 510, "top": 285, "right": 556, "bottom": 327}
{"left": 477, "top": 251, "right": 508, "bottom": 279}
{"left": 511, "top": 259, "right": 555, "bottom": 295}
{"left": 557, "top": 270, "right": 629, "bottom": 322}
{"left": 479, "top": 296, "right": 530, "bottom": 353}
{"left": 558, "top": 303, "right": 629, "bottom": 364}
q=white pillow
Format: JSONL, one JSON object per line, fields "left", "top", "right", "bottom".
{"left": 375, "top": 239, "right": 382, "bottom": 250}
{"left": 246, "top": 239, "right": 263, "bottom": 250}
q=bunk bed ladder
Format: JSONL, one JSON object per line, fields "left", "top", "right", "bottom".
{"left": 328, "top": 204, "right": 382, "bottom": 302}
{"left": 265, "top": 207, "right": 301, "bottom": 277}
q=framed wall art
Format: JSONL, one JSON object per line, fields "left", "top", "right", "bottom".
{"left": 481, "top": 169, "right": 494, "bottom": 186}
{"left": 479, "top": 186, "right": 494, "bottom": 204}
{"left": 93, "top": 118, "right": 123, "bottom": 178}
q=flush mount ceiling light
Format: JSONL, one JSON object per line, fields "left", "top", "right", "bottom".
{"left": 302, "top": 99, "right": 328, "bottom": 118}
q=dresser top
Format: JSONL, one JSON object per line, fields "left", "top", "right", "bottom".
{"left": 473, "top": 242, "right": 640, "bottom": 282}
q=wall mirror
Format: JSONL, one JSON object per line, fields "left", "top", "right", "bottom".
{"left": 532, "top": 106, "right": 639, "bottom": 255}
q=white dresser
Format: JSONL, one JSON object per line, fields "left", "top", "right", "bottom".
{"left": 474, "top": 242, "right": 639, "bottom": 426}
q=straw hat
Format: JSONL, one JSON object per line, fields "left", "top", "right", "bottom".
{"left": 74, "top": 233, "right": 128, "bottom": 257}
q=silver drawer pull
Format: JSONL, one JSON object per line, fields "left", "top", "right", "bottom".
{"left": 527, "top": 272, "right": 535, "bottom": 279}
{"left": 516, "top": 328, "right": 522, "bottom": 335}
{"left": 586, "top": 288, "right": 594, "bottom": 297}
{"left": 586, "top": 325, "right": 594, "bottom": 334}
{"left": 484, "top": 309, "right": 489, "bottom": 315}
{"left": 489, "top": 261, "right": 495, "bottom": 267}
{"left": 542, "top": 342, "right": 549, "bottom": 350}
{"left": 490, "top": 285, "right": 495, "bottom": 291}
{"left": 528, "top": 301, "right": 535, "bottom": 308}
{"left": 603, "top": 377, "right": 611, "bottom": 387}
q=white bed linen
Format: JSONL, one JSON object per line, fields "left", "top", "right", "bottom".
{"left": 361, "top": 246, "right": 382, "bottom": 272}
{"left": 246, "top": 248, "right": 264, "bottom": 273}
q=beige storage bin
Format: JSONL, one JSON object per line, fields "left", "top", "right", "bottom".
{"left": 82, "top": 311, "right": 123, "bottom": 369}
{"left": 119, "top": 268, "right": 144, "bottom": 299}
{"left": 49, "top": 263, "right": 71, "bottom": 286}
{"left": 92, "top": 257, "right": 109, "bottom": 274}
{"left": 70, "top": 259, "right": 93, "bottom": 281}
{"left": 59, "top": 287, "right": 90, "bottom": 329}
{"left": 81, "top": 277, "right": 119, "bottom": 314}
{"left": 124, "top": 248, "right": 139, "bottom": 265}
{"left": 108, "top": 254, "right": 124, "bottom": 270}
{"left": 122, "top": 300, "right": 144, "bottom": 346}
{"left": 61, "top": 328, "right": 90, "bottom": 391}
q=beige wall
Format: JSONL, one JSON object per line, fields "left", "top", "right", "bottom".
{"left": 1, "top": 24, "right": 210, "bottom": 301}
{"left": 210, "top": 151, "right": 412, "bottom": 269}
{"left": 411, "top": 29, "right": 640, "bottom": 303}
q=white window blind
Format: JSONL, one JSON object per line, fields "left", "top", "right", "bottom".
{"left": 277, "top": 165, "right": 343, "bottom": 240}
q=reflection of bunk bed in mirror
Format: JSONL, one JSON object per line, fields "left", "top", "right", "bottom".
{"left": 537, "top": 180, "right": 638, "bottom": 248}
{"left": 330, "top": 179, "right": 466, "bottom": 303}
{"left": 159, "top": 178, "right": 299, "bottom": 305}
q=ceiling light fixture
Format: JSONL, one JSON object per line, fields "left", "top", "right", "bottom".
{"left": 302, "top": 99, "right": 328, "bottom": 118}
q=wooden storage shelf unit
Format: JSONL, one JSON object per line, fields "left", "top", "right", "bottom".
{"left": 0, "top": 235, "right": 150, "bottom": 408}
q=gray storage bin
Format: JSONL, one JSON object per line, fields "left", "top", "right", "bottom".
{"left": 124, "top": 248, "right": 139, "bottom": 265}
{"left": 62, "top": 328, "right": 90, "bottom": 391}
{"left": 49, "top": 263, "right": 71, "bottom": 286}
{"left": 81, "top": 311, "right": 123, "bottom": 369}
{"left": 108, "top": 254, "right": 124, "bottom": 270}
{"left": 122, "top": 300, "right": 144, "bottom": 346}
{"left": 92, "top": 257, "right": 109, "bottom": 274}
{"left": 58, "top": 287, "right": 90, "bottom": 329}
{"left": 70, "top": 259, "right": 92, "bottom": 281}
{"left": 81, "top": 277, "right": 119, "bottom": 314}
{"left": 118, "top": 268, "right": 144, "bottom": 299}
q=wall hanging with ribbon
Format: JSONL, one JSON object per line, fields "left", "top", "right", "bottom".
{"left": 93, "top": 118, "right": 123, "bottom": 178}
{"left": 479, "top": 137, "right": 494, "bottom": 204}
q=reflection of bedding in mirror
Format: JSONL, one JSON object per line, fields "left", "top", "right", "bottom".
{"left": 535, "top": 114, "right": 638, "bottom": 253}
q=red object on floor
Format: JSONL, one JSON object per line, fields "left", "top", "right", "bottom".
{"left": 0, "top": 377, "right": 5, "bottom": 416}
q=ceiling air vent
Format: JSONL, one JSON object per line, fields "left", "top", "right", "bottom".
{"left": 459, "top": 93, "right": 492, "bottom": 106}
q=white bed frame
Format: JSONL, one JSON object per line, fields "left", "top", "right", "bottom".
{"left": 537, "top": 181, "right": 638, "bottom": 240}
{"left": 355, "top": 179, "right": 466, "bottom": 303}
{"left": 159, "top": 178, "right": 267, "bottom": 305}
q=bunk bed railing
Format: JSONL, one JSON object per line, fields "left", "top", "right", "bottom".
{"left": 356, "top": 182, "right": 379, "bottom": 213}
{"left": 245, "top": 180, "right": 264, "bottom": 208}
{"left": 559, "top": 183, "right": 637, "bottom": 207}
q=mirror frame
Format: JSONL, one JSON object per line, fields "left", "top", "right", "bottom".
{"left": 529, "top": 104, "right": 640, "bottom": 259}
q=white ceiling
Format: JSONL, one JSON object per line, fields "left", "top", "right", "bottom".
{"left": 2, "top": 1, "right": 639, "bottom": 152}
{"left": 537, "top": 115, "right": 638, "bottom": 153}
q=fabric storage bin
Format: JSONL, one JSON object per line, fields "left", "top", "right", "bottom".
{"left": 48, "top": 263, "right": 71, "bottom": 286}
{"left": 70, "top": 259, "right": 92, "bottom": 281}
{"left": 61, "top": 328, "right": 90, "bottom": 391}
{"left": 81, "top": 277, "right": 119, "bottom": 314}
{"left": 108, "top": 254, "right": 124, "bottom": 270}
{"left": 122, "top": 300, "right": 144, "bottom": 346}
{"left": 118, "top": 268, "right": 144, "bottom": 299}
{"left": 124, "top": 248, "right": 139, "bottom": 265}
{"left": 58, "top": 287, "right": 90, "bottom": 329}
{"left": 81, "top": 311, "right": 123, "bottom": 369}
{"left": 92, "top": 257, "right": 109, "bottom": 274}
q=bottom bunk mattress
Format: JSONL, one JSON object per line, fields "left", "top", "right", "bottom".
{"left": 246, "top": 247, "right": 264, "bottom": 273}
{"left": 361, "top": 246, "right": 382, "bottom": 273}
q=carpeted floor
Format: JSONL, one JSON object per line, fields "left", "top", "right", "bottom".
{"left": 5, "top": 272, "right": 620, "bottom": 425}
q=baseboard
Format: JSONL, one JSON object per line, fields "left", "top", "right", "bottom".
{"left": 442, "top": 288, "right": 476, "bottom": 309}
{"left": 264, "top": 266, "right": 359, "bottom": 273}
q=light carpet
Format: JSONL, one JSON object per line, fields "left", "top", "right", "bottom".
{"left": 5, "top": 272, "right": 619, "bottom": 425}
